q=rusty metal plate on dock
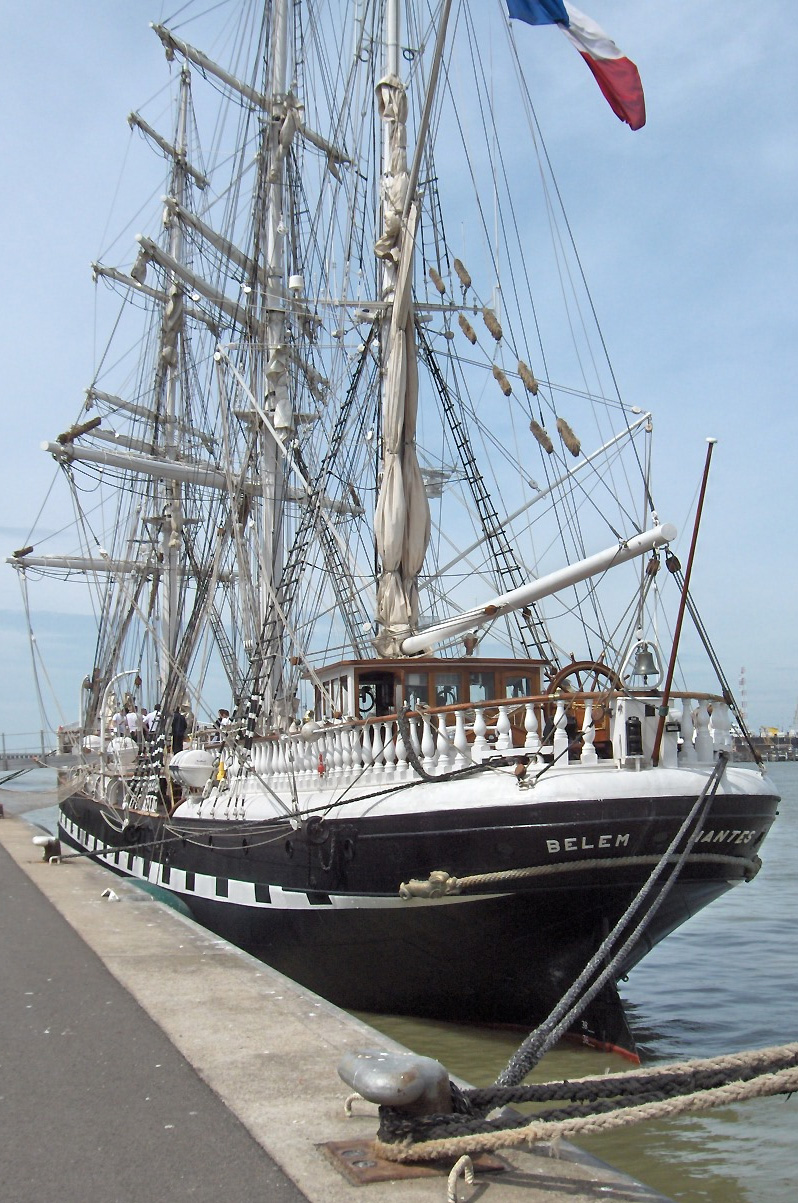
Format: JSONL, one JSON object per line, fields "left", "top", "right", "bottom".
{"left": 319, "top": 1140, "right": 505, "bottom": 1185}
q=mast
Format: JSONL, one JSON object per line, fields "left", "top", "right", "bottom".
{"left": 258, "top": 0, "right": 291, "bottom": 715}
{"left": 372, "top": 0, "right": 430, "bottom": 656}
{"left": 371, "top": 0, "right": 458, "bottom": 658}
{"left": 159, "top": 67, "right": 191, "bottom": 697}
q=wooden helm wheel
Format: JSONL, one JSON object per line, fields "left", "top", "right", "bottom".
{"left": 546, "top": 660, "right": 622, "bottom": 696}
{"left": 545, "top": 661, "right": 622, "bottom": 730}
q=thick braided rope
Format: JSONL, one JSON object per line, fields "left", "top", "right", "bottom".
{"left": 568, "top": 1042, "right": 798, "bottom": 1082}
{"left": 469, "top": 1042, "right": 798, "bottom": 1107}
{"left": 379, "top": 1045, "right": 798, "bottom": 1142}
{"left": 373, "top": 1062, "right": 798, "bottom": 1163}
{"left": 446, "top": 850, "right": 757, "bottom": 890}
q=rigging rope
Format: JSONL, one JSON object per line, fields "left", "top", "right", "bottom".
{"left": 495, "top": 752, "right": 729, "bottom": 1085}
{"left": 372, "top": 1043, "right": 798, "bottom": 1163}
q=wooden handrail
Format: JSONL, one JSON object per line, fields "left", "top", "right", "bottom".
{"left": 250, "top": 688, "right": 727, "bottom": 739}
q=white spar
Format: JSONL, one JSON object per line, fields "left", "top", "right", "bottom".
{"left": 400, "top": 523, "right": 677, "bottom": 656}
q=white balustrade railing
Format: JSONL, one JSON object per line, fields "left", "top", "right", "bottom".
{"left": 228, "top": 692, "right": 736, "bottom": 793}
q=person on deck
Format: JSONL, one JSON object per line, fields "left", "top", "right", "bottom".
{"left": 171, "top": 709, "right": 188, "bottom": 753}
{"left": 125, "top": 707, "right": 143, "bottom": 746}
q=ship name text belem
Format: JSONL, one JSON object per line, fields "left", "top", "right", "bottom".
{"left": 545, "top": 829, "right": 759, "bottom": 855}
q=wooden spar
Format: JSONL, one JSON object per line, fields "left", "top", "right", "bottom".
{"left": 651, "top": 439, "right": 717, "bottom": 766}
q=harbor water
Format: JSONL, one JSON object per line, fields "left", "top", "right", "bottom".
{"left": 361, "top": 761, "right": 797, "bottom": 1202}
{"left": 3, "top": 763, "right": 795, "bottom": 1200}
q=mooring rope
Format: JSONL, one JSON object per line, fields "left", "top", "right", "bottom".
{"left": 495, "top": 753, "right": 729, "bottom": 1086}
{"left": 372, "top": 1043, "right": 798, "bottom": 1163}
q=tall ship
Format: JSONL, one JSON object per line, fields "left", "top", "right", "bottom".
{"left": 9, "top": 0, "right": 778, "bottom": 1054}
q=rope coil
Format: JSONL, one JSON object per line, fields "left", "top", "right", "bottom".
{"left": 373, "top": 1043, "right": 798, "bottom": 1163}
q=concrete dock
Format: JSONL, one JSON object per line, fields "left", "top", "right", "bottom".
{"left": 0, "top": 802, "right": 671, "bottom": 1203}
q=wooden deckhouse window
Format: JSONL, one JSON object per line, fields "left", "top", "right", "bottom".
{"left": 406, "top": 672, "right": 429, "bottom": 708}
{"left": 312, "top": 657, "right": 545, "bottom": 721}
{"left": 505, "top": 674, "right": 533, "bottom": 698}
{"left": 468, "top": 671, "right": 494, "bottom": 702}
{"left": 435, "top": 672, "right": 460, "bottom": 706}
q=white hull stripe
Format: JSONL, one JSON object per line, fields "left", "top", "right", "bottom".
{"left": 58, "top": 815, "right": 480, "bottom": 910}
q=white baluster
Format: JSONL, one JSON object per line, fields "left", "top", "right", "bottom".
{"left": 313, "top": 732, "right": 326, "bottom": 781}
{"left": 292, "top": 733, "right": 305, "bottom": 784}
{"left": 694, "top": 700, "right": 713, "bottom": 762}
{"left": 349, "top": 725, "right": 363, "bottom": 773}
{"left": 660, "top": 700, "right": 681, "bottom": 769}
{"left": 395, "top": 722, "right": 409, "bottom": 778}
{"left": 408, "top": 715, "right": 422, "bottom": 760}
{"left": 340, "top": 726, "right": 353, "bottom": 778}
{"left": 371, "top": 721, "right": 385, "bottom": 773}
{"left": 290, "top": 735, "right": 303, "bottom": 781}
{"left": 580, "top": 698, "right": 598, "bottom": 765}
{"left": 330, "top": 727, "right": 343, "bottom": 777}
{"left": 710, "top": 701, "right": 731, "bottom": 754}
{"left": 454, "top": 710, "right": 471, "bottom": 769}
{"left": 679, "top": 700, "right": 697, "bottom": 763}
{"left": 281, "top": 738, "right": 294, "bottom": 784}
{"left": 495, "top": 705, "right": 513, "bottom": 752}
{"left": 321, "top": 729, "right": 335, "bottom": 779}
{"left": 421, "top": 715, "right": 437, "bottom": 774}
{"left": 383, "top": 721, "right": 397, "bottom": 776}
{"left": 524, "top": 703, "right": 541, "bottom": 756}
{"left": 303, "top": 734, "right": 314, "bottom": 780}
{"left": 552, "top": 697, "right": 569, "bottom": 764}
{"left": 280, "top": 737, "right": 292, "bottom": 782}
{"left": 271, "top": 738, "right": 283, "bottom": 781}
{"left": 360, "top": 723, "right": 374, "bottom": 772}
{"left": 472, "top": 707, "right": 489, "bottom": 762}
{"left": 407, "top": 715, "right": 422, "bottom": 777}
{"left": 434, "top": 715, "right": 452, "bottom": 771}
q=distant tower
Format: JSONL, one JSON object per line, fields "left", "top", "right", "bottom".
{"left": 739, "top": 667, "right": 748, "bottom": 727}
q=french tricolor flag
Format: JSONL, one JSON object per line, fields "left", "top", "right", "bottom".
{"left": 506, "top": 1, "right": 646, "bottom": 131}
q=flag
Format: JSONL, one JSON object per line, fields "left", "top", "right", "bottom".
{"left": 561, "top": 5, "right": 646, "bottom": 130}
{"left": 506, "top": 0, "right": 646, "bottom": 131}
{"left": 507, "top": 0, "right": 569, "bottom": 24}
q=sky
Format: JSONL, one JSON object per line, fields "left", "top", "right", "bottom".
{"left": 0, "top": 1, "right": 796, "bottom": 746}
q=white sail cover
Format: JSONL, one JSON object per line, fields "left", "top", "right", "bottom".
{"left": 373, "top": 75, "right": 430, "bottom": 655}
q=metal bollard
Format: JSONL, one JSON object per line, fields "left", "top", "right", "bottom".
{"left": 32, "top": 835, "right": 62, "bottom": 863}
{"left": 338, "top": 1048, "right": 453, "bottom": 1116}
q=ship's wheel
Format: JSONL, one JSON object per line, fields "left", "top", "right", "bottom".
{"left": 546, "top": 660, "right": 622, "bottom": 697}
{"left": 545, "top": 661, "right": 622, "bottom": 743}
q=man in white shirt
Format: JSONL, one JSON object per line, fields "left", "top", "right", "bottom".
{"left": 125, "top": 708, "right": 142, "bottom": 744}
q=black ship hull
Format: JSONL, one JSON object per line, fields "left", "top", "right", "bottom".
{"left": 57, "top": 773, "right": 778, "bottom": 1055}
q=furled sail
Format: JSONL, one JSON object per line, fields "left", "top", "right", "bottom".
{"left": 373, "top": 75, "right": 430, "bottom": 656}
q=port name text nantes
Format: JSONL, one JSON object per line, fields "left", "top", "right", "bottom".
{"left": 545, "top": 829, "right": 758, "bottom": 855}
